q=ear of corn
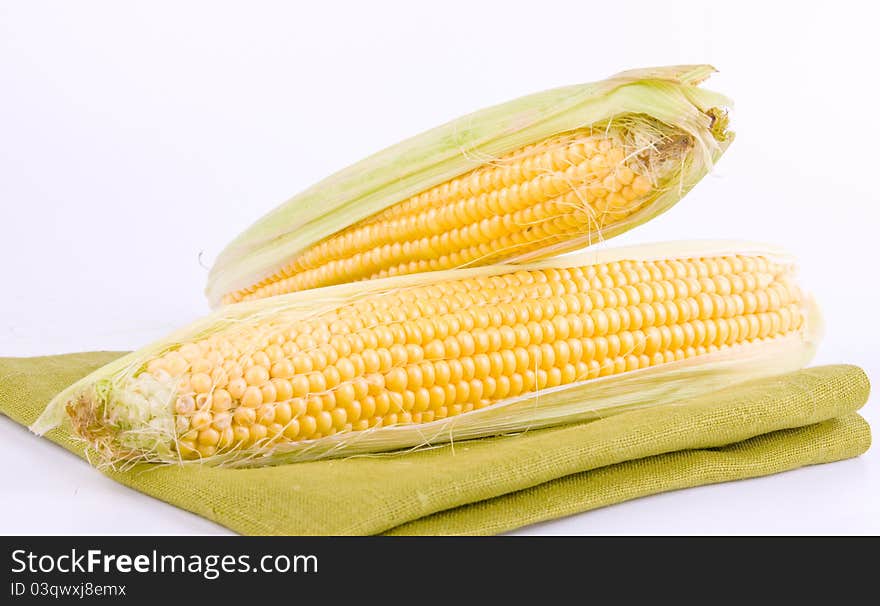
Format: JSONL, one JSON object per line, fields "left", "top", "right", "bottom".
{"left": 34, "top": 241, "right": 818, "bottom": 468}
{"left": 207, "top": 65, "right": 733, "bottom": 307}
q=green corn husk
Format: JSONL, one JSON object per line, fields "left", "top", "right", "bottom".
{"left": 33, "top": 241, "right": 820, "bottom": 469}
{"left": 206, "top": 65, "right": 733, "bottom": 307}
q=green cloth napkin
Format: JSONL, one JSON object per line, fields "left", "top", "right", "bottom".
{"left": 0, "top": 352, "right": 871, "bottom": 535}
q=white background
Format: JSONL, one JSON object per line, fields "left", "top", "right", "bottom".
{"left": 1, "top": 0, "right": 878, "bottom": 534}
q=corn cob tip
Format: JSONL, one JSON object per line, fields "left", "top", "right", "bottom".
{"left": 64, "top": 377, "right": 178, "bottom": 468}
{"left": 707, "top": 107, "right": 733, "bottom": 143}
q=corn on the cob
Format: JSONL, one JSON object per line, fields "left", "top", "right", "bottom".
{"left": 206, "top": 65, "right": 732, "bottom": 307}
{"left": 34, "top": 242, "right": 818, "bottom": 467}
{"left": 228, "top": 126, "right": 692, "bottom": 303}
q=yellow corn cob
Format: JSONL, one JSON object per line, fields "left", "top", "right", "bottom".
{"left": 35, "top": 242, "right": 818, "bottom": 467}
{"left": 207, "top": 65, "right": 732, "bottom": 308}
{"left": 227, "top": 125, "right": 691, "bottom": 304}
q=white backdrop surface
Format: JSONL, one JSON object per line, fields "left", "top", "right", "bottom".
{"left": 1, "top": 0, "right": 877, "bottom": 534}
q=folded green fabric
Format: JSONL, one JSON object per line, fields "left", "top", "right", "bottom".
{"left": 0, "top": 352, "right": 871, "bottom": 535}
